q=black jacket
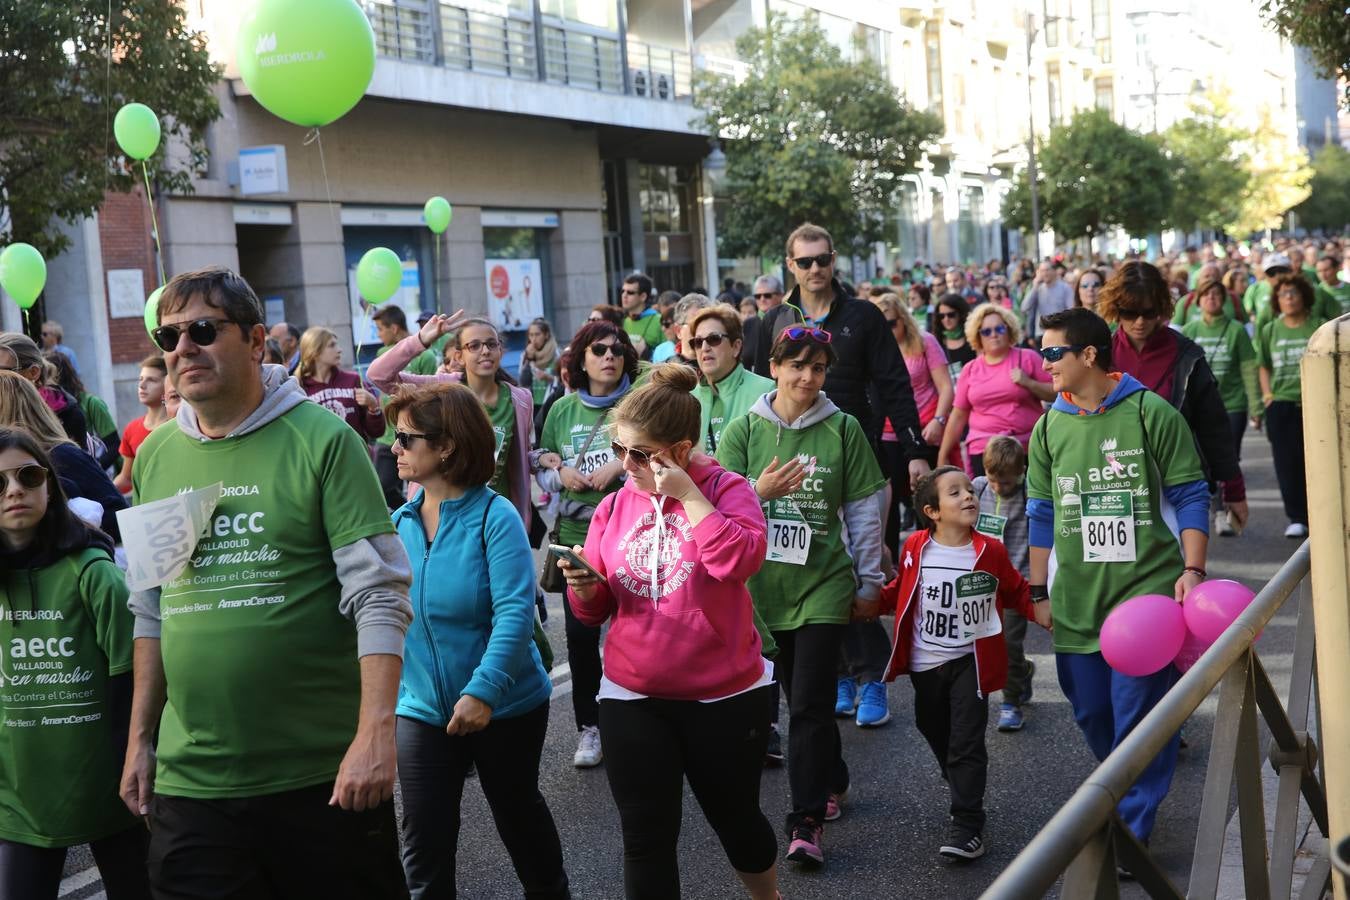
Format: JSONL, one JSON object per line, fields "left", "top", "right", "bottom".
{"left": 51, "top": 443, "right": 128, "bottom": 542}
{"left": 755, "top": 279, "right": 925, "bottom": 458}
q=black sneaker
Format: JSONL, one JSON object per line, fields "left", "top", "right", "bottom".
{"left": 764, "top": 726, "right": 784, "bottom": 767}
{"left": 939, "top": 831, "right": 985, "bottom": 860}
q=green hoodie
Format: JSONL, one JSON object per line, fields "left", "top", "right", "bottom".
{"left": 693, "top": 363, "right": 774, "bottom": 454}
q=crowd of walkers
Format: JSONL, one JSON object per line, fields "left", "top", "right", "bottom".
{"left": 0, "top": 227, "right": 1344, "bottom": 900}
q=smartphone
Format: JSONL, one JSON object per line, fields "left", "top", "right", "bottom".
{"left": 548, "top": 544, "right": 604, "bottom": 583}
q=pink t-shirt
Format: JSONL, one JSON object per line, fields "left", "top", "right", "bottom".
{"left": 884, "top": 331, "right": 948, "bottom": 440}
{"left": 953, "top": 348, "right": 1052, "bottom": 455}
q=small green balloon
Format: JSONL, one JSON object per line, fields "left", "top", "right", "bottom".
{"left": 114, "top": 103, "right": 162, "bottom": 160}
{"left": 0, "top": 243, "right": 47, "bottom": 310}
{"left": 424, "top": 197, "right": 452, "bottom": 234}
{"left": 144, "top": 287, "right": 164, "bottom": 338}
{"left": 357, "top": 247, "right": 402, "bottom": 303}
{"left": 236, "top": 0, "right": 376, "bottom": 128}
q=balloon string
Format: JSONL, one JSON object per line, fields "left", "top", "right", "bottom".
{"left": 141, "top": 160, "right": 167, "bottom": 286}
{"left": 307, "top": 127, "right": 357, "bottom": 358}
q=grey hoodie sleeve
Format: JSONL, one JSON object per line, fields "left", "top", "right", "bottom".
{"left": 333, "top": 532, "right": 414, "bottom": 658}
{"left": 128, "top": 587, "right": 162, "bottom": 640}
{"left": 841, "top": 487, "right": 887, "bottom": 601}
{"left": 536, "top": 465, "right": 562, "bottom": 493}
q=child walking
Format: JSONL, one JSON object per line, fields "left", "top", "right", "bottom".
{"left": 879, "top": 466, "right": 1050, "bottom": 860}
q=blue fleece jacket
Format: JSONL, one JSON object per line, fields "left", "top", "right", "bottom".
{"left": 393, "top": 485, "right": 550, "bottom": 726}
{"left": 1027, "top": 373, "right": 1209, "bottom": 549}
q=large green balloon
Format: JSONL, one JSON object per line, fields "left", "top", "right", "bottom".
{"left": 357, "top": 247, "right": 402, "bottom": 303}
{"left": 236, "top": 0, "right": 376, "bottom": 128}
{"left": 114, "top": 103, "right": 162, "bottom": 160}
{"left": 144, "top": 287, "right": 164, "bottom": 338}
{"left": 0, "top": 243, "right": 46, "bottom": 310}
{"left": 424, "top": 197, "right": 452, "bottom": 234}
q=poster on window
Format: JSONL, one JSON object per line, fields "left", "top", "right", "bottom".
{"left": 348, "top": 259, "right": 422, "bottom": 347}
{"left": 484, "top": 259, "right": 542, "bottom": 332}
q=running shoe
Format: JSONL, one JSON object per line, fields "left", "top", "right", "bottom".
{"left": 1285, "top": 522, "right": 1308, "bottom": 539}
{"left": 764, "top": 725, "right": 784, "bottom": 767}
{"left": 786, "top": 819, "right": 825, "bottom": 866}
{"left": 1214, "top": 510, "right": 1235, "bottom": 537}
{"left": 997, "top": 703, "right": 1024, "bottom": 732}
{"left": 825, "top": 787, "right": 849, "bottom": 822}
{"left": 573, "top": 725, "right": 602, "bottom": 768}
{"left": 834, "top": 678, "right": 858, "bottom": 717}
{"left": 855, "top": 680, "right": 890, "bottom": 727}
{"left": 939, "top": 830, "right": 985, "bottom": 860}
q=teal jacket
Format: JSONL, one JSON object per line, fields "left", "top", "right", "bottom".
{"left": 694, "top": 364, "right": 775, "bottom": 454}
{"left": 393, "top": 485, "right": 550, "bottom": 726}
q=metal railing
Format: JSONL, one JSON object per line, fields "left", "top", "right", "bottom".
{"left": 540, "top": 23, "right": 623, "bottom": 93}
{"left": 440, "top": 4, "right": 537, "bottom": 79}
{"left": 626, "top": 37, "right": 693, "bottom": 101}
{"left": 982, "top": 541, "right": 1329, "bottom": 900}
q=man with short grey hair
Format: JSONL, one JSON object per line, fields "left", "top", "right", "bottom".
{"left": 1020, "top": 260, "right": 1073, "bottom": 343}
{"left": 752, "top": 275, "right": 784, "bottom": 313}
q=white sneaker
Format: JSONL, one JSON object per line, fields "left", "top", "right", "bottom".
{"left": 1284, "top": 522, "right": 1309, "bottom": 539}
{"left": 1214, "top": 511, "right": 1235, "bottom": 537}
{"left": 573, "top": 725, "right": 603, "bottom": 767}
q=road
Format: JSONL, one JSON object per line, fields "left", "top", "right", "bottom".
{"left": 58, "top": 430, "right": 1298, "bottom": 899}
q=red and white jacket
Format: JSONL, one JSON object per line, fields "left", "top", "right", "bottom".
{"left": 880, "top": 529, "right": 1037, "bottom": 697}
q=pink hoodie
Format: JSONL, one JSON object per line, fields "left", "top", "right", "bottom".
{"left": 569, "top": 457, "right": 768, "bottom": 701}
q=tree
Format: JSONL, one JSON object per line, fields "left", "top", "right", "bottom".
{"left": 1001, "top": 109, "right": 1171, "bottom": 244}
{"left": 1292, "top": 142, "right": 1350, "bottom": 231}
{"left": 1227, "top": 106, "right": 1313, "bottom": 235}
{"left": 0, "top": 1, "right": 221, "bottom": 258}
{"left": 1259, "top": 0, "right": 1350, "bottom": 107}
{"left": 693, "top": 13, "right": 942, "bottom": 260}
{"left": 1161, "top": 91, "right": 1251, "bottom": 233}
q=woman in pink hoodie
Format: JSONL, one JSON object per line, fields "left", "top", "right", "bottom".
{"left": 560, "top": 363, "right": 779, "bottom": 900}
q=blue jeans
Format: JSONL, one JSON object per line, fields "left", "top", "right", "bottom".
{"left": 1055, "top": 652, "right": 1180, "bottom": 841}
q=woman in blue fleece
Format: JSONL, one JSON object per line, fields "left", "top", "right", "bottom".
{"left": 1025, "top": 308, "right": 1210, "bottom": 847}
{"left": 387, "top": 383, "right": 570, "bottom": 899}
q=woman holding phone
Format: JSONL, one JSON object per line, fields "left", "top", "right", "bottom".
{"left": 558, "top": 363, "right": 778, "bottom": 900}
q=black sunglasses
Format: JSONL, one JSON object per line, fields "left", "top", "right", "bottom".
{"left": 588, "top": 342, "right": 622, "bottom": 358}
{"left": 1039, "top": 344, "right": 1086, "bottom": 362}
{"left": 753, "top": 292, "right": 779, "bottom": 300}
{"left": 791, "top": 253, "right": 835, "bottom": 270}
{"left": 152, "top": 317, "right": 239, "bottom": 353}
{"left": 938, "top": 311, "right": 961, "bottom": 320}
{"left": 688, "top": 333, "right": 731, "bottom": 351}
{"left": 610, "top": 440, "right": 673, "bottom": 467}
{"left": 1116, "top": 308, "right": 1159, "bottom": 322}
{"left": 0, "top": 463, "right": 48, "bottom": 492}
{"left": 395, "top": 431, "right": 437, "bottom": 449}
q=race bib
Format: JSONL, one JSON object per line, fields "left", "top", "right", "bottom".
{"left": 766, "top": 518, "right": 812, "bottom": 565}
{"left": 117, "top": 483, "right": 222, "bottom": 591}
{"left": 975, "top": 512, "right": 1007, "bottom": 540}
{"left": 920, "top": 571, "right": 1002, "bottom": 647}
{"left": 575, "top": 447, "right": 614, "bottom": 477}
{"left": 1081, "top": 490, "right": 1136, "bottom": 563}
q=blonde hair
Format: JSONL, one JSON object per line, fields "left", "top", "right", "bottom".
{"left": 0, "top": 371, "right": 75, "bottom": 448}
{"left": 297, "top": 327, "right": 339, "bottom": 381}
{"left": 873, "top": 294, "right": 923, "bottom": 357}
{"left": 965, "top": 303, "right": 1022, "bottom": 351}
{"left": 612, "top": 362, "right": 701, "bottom": 446}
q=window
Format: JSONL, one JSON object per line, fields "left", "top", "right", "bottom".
{"left": 637, "top": 164, "right": 692, "bottom": 234}
{"left": 853, "top": 23, "right": 889, "bottom": 66}
{"left": 1043, "top": 0, "right": 1060, "bottom": 48}
{"left": 539, "top": 0, "right": 616, "bottom": 31}
{"left": 925, "top": 20, "right": 943, "bottom": 121}
{"left": 957, "top": 185, "right": 984, "bottom": 264}
{"left": 1095, "top": 78, "right": 1114, "bottom": 116}
{"left": 1047, "top": 63, "right": 1061, "bottom": 125}
{"left": 1092, "top": 0, "right": 1112, "bottom": 61}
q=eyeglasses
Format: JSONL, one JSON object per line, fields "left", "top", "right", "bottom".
{"left": 687, "top": 332, "right": 731, "bottom": 351}
{"left": 780, "top": 326, "right": 832, "bottom": 344}
{"left": 151, "top": 318, "right": 238, "bottom": 353}
{"left": 0, "top": 463, "right": 48, "bottom": 493}
{"left": 1116, "top": 308, "right": 1159, "bottom": 322}
{"left": 791, "top": 252, "right": 835, "bottom": 270}
{"left": 461, "top": 339, "right": 501, "bottom": 353}
{"left": 1039, "top": 344, "right": 1086, "bottom": 362}
{"left": 394, "top": 431, "right": 437, "bottom": 449}
{"left": 938, "top": 311, "right": 960, "bottom": 321}
{"left": 588, "top": 342, "right": 622, "bottom": 358}
{"left": 610, "top": 440, "right": 673, "bottom": 467}
{"left": 979, "top": 324, "right": 1008, "bottom": 337}
{"left": 753, "top": 292, "right": 780, "bottom": 300}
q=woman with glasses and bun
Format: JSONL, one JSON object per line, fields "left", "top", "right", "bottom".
{"left": 0, "top": 427, "right": 150, "bottom": 899}
{"left": 557, "top": 362, "right": 779, "bottom": 900}
{"left": 716, "top": 326, "right": 886, "bottom": 871}
{"left": 938, "top": 303, "right": 1054, "bottom": 477}
{"left": 535, "top": 321, "right": 640, "bottom": 768}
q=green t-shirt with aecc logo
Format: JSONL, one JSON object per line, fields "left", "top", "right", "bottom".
{"left": 1255, "top": 317, "right": 1321, "bottom": 404}
{"left": 715, "top": 409, "right": 885, "bottom": 631}
{"left": 539, "top": 393, "right": 620, "bottom": 547}
{"left": 131, "top": 402, "right": 396, "bottom": 799}
{"left": 1181, "top": 316, "right": 1258, "bottom": 415}
{"left": 488, "top": 382, "right": 515, "bottom": 499}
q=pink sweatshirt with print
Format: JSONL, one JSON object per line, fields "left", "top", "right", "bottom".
{"left": 568, "top": 457, "right": 768, "bottom": 701}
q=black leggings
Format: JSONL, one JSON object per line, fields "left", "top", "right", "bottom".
{"left": 0, "top": 826, "right": 151, "bottom": 900}
{"left": 773, "top": 623, "right": 850, "bottom": 830}
{"left": 562, "top": 599, "right": 602, "bottom": 730}
{"left": 598, "top": 686, "right": 777, "bottom": 899}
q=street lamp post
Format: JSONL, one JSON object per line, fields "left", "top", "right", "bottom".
{"left": 1025, "top": 15, "right": 1042, "bottom": 257}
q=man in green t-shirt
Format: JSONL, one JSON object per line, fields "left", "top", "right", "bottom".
{"left": 371, "top": 305, "right": 439, "bottom": 509}
{"left": 1314, "top": 254, "right": 1350, "bottom": 317}
{"left": 619, "top": 272, "right": 664, "bottom": 360}
{"left": 122, "top": 266, "right": 414, "bottom": 899}
{"left": 1026, "top": 307, "right": 1210, "bottom": 846}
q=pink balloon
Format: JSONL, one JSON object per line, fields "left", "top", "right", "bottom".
{"left": 1101, "top": 594, "right": 1186, "bottom": 677}
{"left": 1183, "top": 579, "right": 1257, "bottom": 645}
{"left": 1172, "top": 627, "right": 1211, "bottom": 674}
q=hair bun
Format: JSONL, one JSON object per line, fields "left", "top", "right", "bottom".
{"left": 647, "top": 361, "right": 699, "bottom": 393}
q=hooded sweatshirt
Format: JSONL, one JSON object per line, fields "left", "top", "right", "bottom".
{"left": 0, "top": 523, "right": 137, "bottom": 847}
{"left": 692, "top": 363, "right": 774, "bottom": 455}
{"left": 715, "top": 391, "right": 886, "bottom": 631}
{"left": 1025, "top": 372, "right": 1209, "bottom": 653}
{"left": 568, "top": 457, "right": 768, "bottom": 701}
{"left": 127, "top": 364, "right": 413, "bottom": 799}
{"left": 300, "top": 368, "right": 386, "bottom": 442}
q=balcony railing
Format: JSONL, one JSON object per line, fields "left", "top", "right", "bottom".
{"left": 364, "top": 0, "right": 693, "bottom": 103}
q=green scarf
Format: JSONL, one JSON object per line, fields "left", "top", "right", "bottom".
{"left": 943, "top": 328, "right": 964, "bottom": 340}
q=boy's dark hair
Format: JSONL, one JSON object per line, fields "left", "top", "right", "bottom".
{"left": 1039, "top": 307, "right": 1113, "bottom": 370}
{"left": 372, "top": 305, "right": 409, "bottom": 331}
{"left": 913, "top": 465, "right": 965, "bottom": 531}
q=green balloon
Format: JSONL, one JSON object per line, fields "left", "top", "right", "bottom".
{"left": 114, "top": 103, "right": 162, "bottom": 160}
{"left": 236, "top": 0, "right": 376, "bottom": 128}
{"left": 357, "top": 247, "right": 402, "bottom": 303}
{"left": 144, "top": 287, "right": 164, "bottom": 338}
{"left": 424, "top": 197, "right": 452, "bottom": 234}
{"left": 0, "top": 243, "right": 47, "bottom": 310}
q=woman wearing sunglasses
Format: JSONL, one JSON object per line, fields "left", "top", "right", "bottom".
{"left": 938, "top": 304, "right": 1054, "bottom": 478}
{"left": 688, "top": 306, "right": 773, "bottom": 455}
{"left": 557, "top": 363, "right": 779, "bottom": 900}
{"left": 1072, "top": 268, "right": 1106, "bottom": 312}
{"left": 296, "top": 327, "right": 385, "bottom": 442}
{"left": 536, "top": 321, "right": 640, "bottom": 768}
{"left": 0, "top": 428, "right": 150, "bottom": 899}
{"left": 934, "top": 294, "right": 976, "bottom": 383}
{"left": 716, "top": 326, "right": 886, "bottom": 869}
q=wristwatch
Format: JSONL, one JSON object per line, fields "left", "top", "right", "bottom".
{"left": 934, "top": 413, "right": 948, "bottom": 425}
